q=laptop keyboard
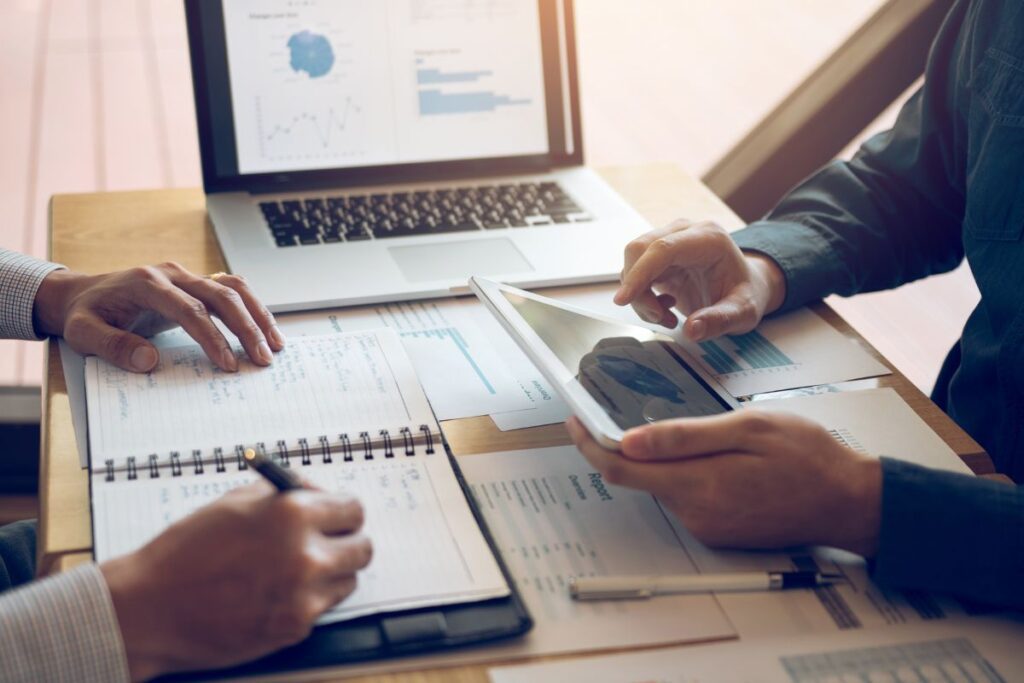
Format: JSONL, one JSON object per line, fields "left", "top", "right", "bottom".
{"left": 259, "top": 181, "right": 593, "bottom": 247}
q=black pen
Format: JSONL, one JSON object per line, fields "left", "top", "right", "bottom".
{"left": 243, "top": 448, "right": 304, "bottom": 491}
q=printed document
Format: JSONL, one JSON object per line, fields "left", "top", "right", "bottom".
{"left": 489, "top": 616, "right": 1024, "bottom": 683}
{"left": 457, "top": 446, "right": 734, "bottom": 655}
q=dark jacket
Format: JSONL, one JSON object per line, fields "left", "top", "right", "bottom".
{"left": 732, "top": 0, "right": 1023, "bottom": 608}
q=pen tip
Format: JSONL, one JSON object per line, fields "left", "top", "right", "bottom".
{"left": 243, "top": 448, "right": 256, "bottom": 462}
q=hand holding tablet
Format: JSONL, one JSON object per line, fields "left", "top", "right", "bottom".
{"left": 469, "top": 277, "right": 740, "bottom": 449}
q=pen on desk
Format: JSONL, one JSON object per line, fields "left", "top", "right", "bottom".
{"left": 569, "top": 571, "right": 844, "bottom": 601}
{"left": 243, "top": 448, "right": 305, "bottom": 492}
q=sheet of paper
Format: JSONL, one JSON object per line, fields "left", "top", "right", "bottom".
{"left": 85, "top": 330, "right": 432, "bottom": 466}
{"left": 753, "top": 387, "right": 972, "bottom": 475}
{"left": 59, "top": 340, "right": 91, "bottom": 468}
{"left": 456, "top": 445, "right": 734, "bottom": 655}
{"left": 678, "top": 308, "right": 891, "bottom": 396}
{"left": 489, "top": 616, "right": 1024, "bottom": 683}
{"left": 490, "top": 400, "right": 571, "bottom": 431}
{"left": 275, "top": 299, "right": 562, "bottom": 421}
{"left": 667, "top": 387, "right": 971, "bottom": 639}
{"left": 92, "top": 450, "right": 509, "bottom": 623}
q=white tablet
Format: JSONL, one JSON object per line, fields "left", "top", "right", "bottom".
{"left": 470, "top": 277, "right": 741, "bottom": 449}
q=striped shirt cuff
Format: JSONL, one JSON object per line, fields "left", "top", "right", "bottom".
{"left": 0, "top": 248, "right": 64, "bottom": 340}
{"left": 0, "top": 563, "right": 130, "bottom": 682}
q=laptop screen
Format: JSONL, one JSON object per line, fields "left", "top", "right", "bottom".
{"left": 187, "top": 0, "right": 581, "bottom": 192}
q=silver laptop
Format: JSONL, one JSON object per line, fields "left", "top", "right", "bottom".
{"left": 186, "top": 0, "right": 649, "bottom": 312}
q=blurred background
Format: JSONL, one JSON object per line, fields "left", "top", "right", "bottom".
{"left": 0, "top": 1, "right": 978, "bottom": 517}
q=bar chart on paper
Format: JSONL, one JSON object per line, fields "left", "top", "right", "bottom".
{"left": 781, "top": 639, "right": 1005, "bottom": 683}
{"left": 698, "top": 330, "right": 794, "bottom": 375}
{"left": 276, "top": 300, "right": 552, "bottom": 420}
{"left": 397, "top": 326, "right": 496, "bottom": 395}
{"left": 681, "top": 308, "right": 890, "bottom": 397}
{"left": 488, "top": 621, "right": 1024, "bottom": 683}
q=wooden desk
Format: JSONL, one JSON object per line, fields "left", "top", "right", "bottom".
{"left": 41, "top": 164, "right": 992, "bottom": 681}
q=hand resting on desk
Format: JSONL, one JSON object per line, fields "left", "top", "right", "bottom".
{"left": 100, "top": 482, "right": 373, "bottom": 682}
{"left": 33, "top": 261, "right": 286, "bottom": 372}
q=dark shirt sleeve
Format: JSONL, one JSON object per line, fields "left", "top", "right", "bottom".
{"left": 731, "top": 3, "right": 968, "bottom": 313}
{"left": 729, "top": 6, "right": 1024, "bottom": 609}
{"left": 876, "top": 458, "right": 1024, "bottom": 609}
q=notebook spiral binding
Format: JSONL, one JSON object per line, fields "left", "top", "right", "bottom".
{"left": 101, "top": 425, "right": 437, "bottom": 481}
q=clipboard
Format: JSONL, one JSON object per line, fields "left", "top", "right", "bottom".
{"left": 160, "top": 437, "right": 532, "bottom": 681}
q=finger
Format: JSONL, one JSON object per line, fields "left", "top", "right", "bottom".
{"left": 302, "top": 576, "right": 357, "bottom": 626}
{"left": 321, "top": 533, "right": 374, "bottom": 577}
{"left": 293, "top": 492, "right": 365, "bottom": 535}
{"left": 566, "top": 417, "right": 672, "bottom": 493}
{"left": 622, "top": 220, "right": 690, "bottom": 275}
{"left": 326, "top": 575, "right": 358, "bottom": 605}
{"left": 175, "top": 275, "right": 274, "bottom": 366}
{"left": 136, "top": 280, "right": 239, "bottom": 372}
{"left": 683, "top": 290, "right": 760, "bottom": 342}
{"left": 654, "top": 293, "right": 679, "bottom": 327}
{"left": 656, "top": 292, "right": 677, "bottom": 309}
{"left": 222, "top": 481, "right": 273, "bottom": 500}
{"left": 215, "top": 273, "right": 286, "bottom": 351}
{"left": 633, "top": 291, "right": 680, "bottom": 327}
{"left": 630, "top": 289, "right": 670, "bottom": 325}
{"left": 64, "top": 311, "right": 160, "bottom": 373}
{"left": 620, "top": 412, "right": 751, "bottom": 461}
{"left": 616, "top": 220, "right": 690, "bottom": 306}
{"left": 615, "top": 225, "right": 720, "bottom": 306}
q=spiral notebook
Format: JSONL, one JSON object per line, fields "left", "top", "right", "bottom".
{"left": 84, "top": 328, "right": 511, "bottom": 626}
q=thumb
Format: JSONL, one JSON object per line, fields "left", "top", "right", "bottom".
{"left": 65, "top": 312, "right": 159, "bottom": 372}
{"left": 621, "top": 413, "right": 746, "bottom": 461}
{"left": 683, "top": 293, "right": 760, "bottom": 342}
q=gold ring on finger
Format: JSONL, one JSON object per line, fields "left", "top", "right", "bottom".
{"left": 208, "top": 271, "right": 229, "bottom": 282}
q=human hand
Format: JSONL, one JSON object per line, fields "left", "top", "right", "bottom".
{"left": 33, "top": 262, "right": 285, "bottom": 372}
{"left": 101, "top": 483, "right": 372, "bottom": 682}
{"left": 565, "top": 411, "right": 881, "bottom": 555}
{"left": 615, "top": 220, "right": 786, "bottom": 341}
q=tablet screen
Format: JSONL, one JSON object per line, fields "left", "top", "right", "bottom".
{"left": 501, "top": 291, "right": 733, "bottom": 429}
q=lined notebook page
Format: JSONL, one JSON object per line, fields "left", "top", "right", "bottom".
{"left": 92, "top": 452, "right": 509, "bottom": 622}
{"left": 85, "top": 329, "right": 434, "bottom": 467}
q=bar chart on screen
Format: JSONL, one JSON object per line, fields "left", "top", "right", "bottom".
{"left": 415, "top": 57, "right": 533, "bottom": 116}
{"left": 679, "top": 308, "right": 890, "bottom": 396}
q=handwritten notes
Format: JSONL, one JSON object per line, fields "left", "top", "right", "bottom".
{"left": 85, "top": 331, "right": 429, "bottom": 466}
{"left": 87, "top": 328, "right": 509, "bottom": 624}
{"left": 92, "top": 452, "right": 509, "bottom": 623}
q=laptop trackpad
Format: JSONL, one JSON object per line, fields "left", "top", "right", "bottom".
{"left": 389, "top": 239, "right": 534, "bottom": 283}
